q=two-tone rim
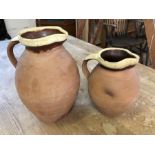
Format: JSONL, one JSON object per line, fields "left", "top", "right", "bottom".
{"left": 11, "top": 26, "right": 68, "bottom": 47}
{"left": 84, "top": 47, "right": 140, "bottom": 70}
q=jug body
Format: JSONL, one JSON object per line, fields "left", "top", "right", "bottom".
{"left": 82, "top": 47, "right": 140, "bottom": 116}
{"left": 7, "top": 26, "right": 80, "bottom": 123}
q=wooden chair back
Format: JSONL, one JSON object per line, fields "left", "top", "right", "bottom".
{"left": 104, "top": 19, "right": 128, "bottom": 37}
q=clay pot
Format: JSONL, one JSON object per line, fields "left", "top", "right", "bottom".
{"left": 7, "top": 26, "right": 80, "bottom": 123}
{"left": 82, "top": 47, "right": 140, "bottom": 117}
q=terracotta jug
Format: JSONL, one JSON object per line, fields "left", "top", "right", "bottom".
{"left": 7, "top": 26, "right": 80, "bottom": 123}
{"left": 82, "top": 47, "right": 140, "bottom": 117}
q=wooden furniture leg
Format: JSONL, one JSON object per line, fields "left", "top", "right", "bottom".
{"left": 144, "top": 19, "right": 155, "bottom": 68}
{"left": 76, "top": 19, "right": 86, "bottom": 39}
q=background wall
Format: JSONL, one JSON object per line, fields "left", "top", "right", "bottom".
{"left": 4, "top": 19, "right": 36, "bottom": 38}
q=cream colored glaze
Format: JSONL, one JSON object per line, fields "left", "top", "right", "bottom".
{"left": 12, "top": 26, "right": 68, "bottom": 47}
{"left": 84, "top": 47, "right": 139, "bottom": 70}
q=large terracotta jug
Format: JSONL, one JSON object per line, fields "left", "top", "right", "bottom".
{"left": 82, "top": 47, "right": 140, "bottom": 117}
{"left": 7, "top": 26, "right": 80, "bottom": 123}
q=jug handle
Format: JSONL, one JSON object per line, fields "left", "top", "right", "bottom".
{"left": 82, "top": 52, "right": 99, "bottom": 79}
{"left": 7, "top": 35, "right": 20, "bottom": 68}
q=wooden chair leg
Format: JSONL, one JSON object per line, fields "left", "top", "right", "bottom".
{"left": 76, "top": 19, "right": 86, "bottom": 39}
{"left": 101, "top": 25, "right": 106, "bottom": 48}
{"left": 88, "top": 20, "right": 95, "bottom": 43}
{"left": 139, "top": 44, "right": 144, "bottom": 64}
{"left": 91, "top": 19, "right": 103, "bottom": 45}
{"left": 146, "top": 50, "right": 150, "bottom": 66}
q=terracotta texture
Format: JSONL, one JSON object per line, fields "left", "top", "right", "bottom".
{"left": 7, "top": 26, "right": 80, "bottom": 123}
{"left": 82, "top": 47, "right": 140, "bottom": 117}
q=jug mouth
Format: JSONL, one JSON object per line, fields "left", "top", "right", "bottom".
{"left": 85, "top": 47, "right": 139, "bottom": 70}
{"left": 98, "top": 48, "right": 139, "bottom": 69}
{"left": 15, "top": 26, "right": 68, "bottom": 47}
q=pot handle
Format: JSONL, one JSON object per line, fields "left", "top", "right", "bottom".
{"left": 82, "top": 52, "right": 99, "bottom": 79}
{"left": 7, "top": 35, "right": 20, "bottom": 68}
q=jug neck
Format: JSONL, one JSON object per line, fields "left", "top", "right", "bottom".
{"left": 26, "top": 41, "right": 64, "bottom": 53}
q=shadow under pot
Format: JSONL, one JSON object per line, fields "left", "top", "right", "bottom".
{"left": 82, "top": 47, "right": 140, "bottom": 117}
{"left": 7, "top": 26, "right": 80, "bottom": 123}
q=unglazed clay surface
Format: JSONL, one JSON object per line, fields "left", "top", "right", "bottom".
{"left": 82, "top": 48, "right": 140, "bottom": 116}
{"left": 15, "top": 46, "right": 80, "bottom": 122}
{"left": 7, "top": 27, "right": 80, "bottom": 123}
{"left": 88, "top": 65, "right": 139, "bottom": 116}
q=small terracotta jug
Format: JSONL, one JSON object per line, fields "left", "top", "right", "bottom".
{"left": 82, "top": 47, "right": 140, "bottom": 117}
{"left": 7, "top": 26, "right": 80, "bottom": 123}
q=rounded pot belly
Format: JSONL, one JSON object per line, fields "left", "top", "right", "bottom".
{"left": 88, "top": 65, "right": 139, "bottom": 117}
{"left": 15, "top": 50, "right": 80, "bottom": 123}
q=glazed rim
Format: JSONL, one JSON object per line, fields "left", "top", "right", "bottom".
{"left": 11, "top": 26, "right": 68, "bottom": 47}
{"left": 85, "top": 47, "right": 140, "bottom": 69}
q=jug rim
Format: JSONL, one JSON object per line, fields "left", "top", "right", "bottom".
{"left": 11, "top": 26, "right": 68, "bottom": 47}
{"left": 85, "top": 47, "right": 140, "bottom": 70}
